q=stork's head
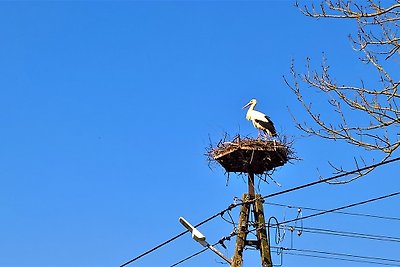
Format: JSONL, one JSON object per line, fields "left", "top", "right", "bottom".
{"left": 242, "top": 98, "right": 257, "bottom": 109}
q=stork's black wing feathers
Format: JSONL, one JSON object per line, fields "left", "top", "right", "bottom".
{"left": 255, "top": 116, "right": 277, "bottom": 136}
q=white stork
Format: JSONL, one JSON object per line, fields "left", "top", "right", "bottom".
{"left": 242, "top": 98, "right": 277, "bottom": 139}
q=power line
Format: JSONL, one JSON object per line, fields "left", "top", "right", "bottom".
{"left": 170, "top": 247, "right": 208, "bottom": 267}
{"left": 170, "top": 219, "right": 400, "bottom": 267}
{"left": 266, "top": 202, "right": 400, "bottom": 222}
{"left": 285, "top": 252, "right": 400, "bottom": 266}
{"left": 169, "top": 190, "right": 400, "bottom": 267}
{"left": 169, "top": 233, "right": 235, "bottom": 267}
{"left": 281, "top": 247, "right": 400, "bottom": 266}
{"left": 119, "top": 207, "right": 232, "bottom": 267}
{"left": 286, "top": 247, "right": 400, "bottom": 264}
{"left": 119, "top": 230, "right": 188, "bottom": 267}
{"left": 277, "top": 191, "right": 400, "bottom": 226}
{"left": 300, "top": 226, "right": 400, "bottom": 243}
{"left": 120, "top": 156, "right": 400, "bottom": 266}
{"left": 259, "top": 156, "right": 400, "bottom": 202}
{"left": 276, "top": 225, "right": 400, "bottom": 243}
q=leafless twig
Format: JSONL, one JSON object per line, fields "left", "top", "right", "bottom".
{"left": 286, "top": 1, "right": 400, "bottom": 183}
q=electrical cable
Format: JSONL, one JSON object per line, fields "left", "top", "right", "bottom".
{"left": 281, "top": 247, "right": 400, "bottom": 266}
{"left": 169, "top": 190, "right": 400, "bottom": 267}
{"left": 169, "top": 233, "right": 235, "bottom": 267}
{"left": 267, "top": 216, "right": 282, "bottom": 245}
{"left": 169, "top": 247, "right": 208, "bottom": 267}
{"left": 285, "top": 252, "right": 400, "bottom": 266}
{"left": 120, "top": 230, "right": 188, "bottom": 267}
{"left": 277, "top": 225, "right": 400, "bottom": 243}
{"left": 119, "top": 208, "right": 228, "bottom": 267}
{"left": 259, "top": 156, "right": 400, "bottom": 202}
{"left": 266, "top": 202, "right": 400, "bottom": 221}
{"left": 120, "top": 156, "right": 400, "bottom": 266}
{"left": 220, "top": 209, "right": 236, "bottom": 228}
{"left": 284, "top": 247, "right": 400, "bottom": 264}
{"left": 276, "top": 191, "right": 400, "bottom": 226}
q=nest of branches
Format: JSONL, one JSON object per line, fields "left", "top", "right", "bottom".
{"left": 207, "top": 135, "right": 295, "bottom": 175}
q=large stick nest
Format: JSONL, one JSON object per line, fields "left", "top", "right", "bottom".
{"left": 207, "top": 135, "right": 294, "bottom": 175}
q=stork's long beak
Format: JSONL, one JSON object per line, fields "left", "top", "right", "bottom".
{"left": 242, "top": 101, "right": 251, "bottom": 109}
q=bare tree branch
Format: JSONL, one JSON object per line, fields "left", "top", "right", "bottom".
{"left": 286, "top": 0, "right": 400, "bottom": 183}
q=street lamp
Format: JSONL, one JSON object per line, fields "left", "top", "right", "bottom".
{"left": 179, "top": 217, "right": 232, "bottom": 264}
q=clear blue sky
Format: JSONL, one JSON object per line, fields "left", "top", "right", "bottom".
{"left": 1, "top": 1, "right": 399, "bottom": 267}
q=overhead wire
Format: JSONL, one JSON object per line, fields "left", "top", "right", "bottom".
{"left": 266, "top": 202, "right": 400, "bottom": 222}
{"left": 119, "top": 230, "right": 188, "bottom": 267}
{"left": 169, "top": 247, "right": 208, "bottom": 267}
{"left": 278, "top": 225, "right": 400, "bottom": 243}
{"left": 259, "top": 156, "right": 400, "bottom": 202}
{"left": 168, "top": 190, "right": 400, "bottom": 267}
{"left": 275, "top": 191, "right": 400, "bottom": 226}
{"left": 120, "top": 156, "right": 400, "bottom": 266}
{"left": 281, "top": 247, "right": 400, "bottom": 266}
{"left": 119, "top": 208, "right": 229, "bottom": 267}
{"left": 169, "top": 232, "right": 236, "bottom": 267}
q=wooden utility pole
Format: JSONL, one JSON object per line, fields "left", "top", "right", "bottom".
{"left": 254, "top": 195, "right": 272, "bottom": 267}
{"left": 248, "top": 172, "right": 255, "bottom": 198}
{"left": 232, "top": 194, "right": 250, "bottom": 267}
{"left": 232, "top": 173, "right": 272, "bottom": 267}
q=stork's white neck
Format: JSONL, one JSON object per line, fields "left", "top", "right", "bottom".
{"left": 245, "top": 102, "right": 256, "bottom": 120}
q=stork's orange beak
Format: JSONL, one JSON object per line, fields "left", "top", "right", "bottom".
{"left": 242, "top": 102, "right": 251, "bottom": 109}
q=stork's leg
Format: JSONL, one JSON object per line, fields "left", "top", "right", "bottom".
{"left": 257, "top": 129, "right": 261, "bottom": 139}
